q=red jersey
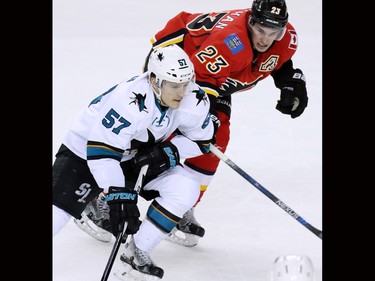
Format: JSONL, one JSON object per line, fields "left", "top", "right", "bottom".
{"left": 150, "top": 9, "right": 298, "bottom": 98}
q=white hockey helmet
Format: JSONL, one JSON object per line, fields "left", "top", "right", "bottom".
{"left": 147, "top": 44, "right": 195, "bottom": 92}
{"left": 270, "top": 255, "right": 315, "bottom": 281}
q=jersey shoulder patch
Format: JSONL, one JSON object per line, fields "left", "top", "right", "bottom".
{"left": 224, "top": 33, "right": 244, "bottom": 54}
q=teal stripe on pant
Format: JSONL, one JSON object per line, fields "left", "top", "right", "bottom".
{"left": 146, "top": 200, "right": 181, "bottom": 233}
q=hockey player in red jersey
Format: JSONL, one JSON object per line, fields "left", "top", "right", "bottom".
{"left": 75, "top": 0, "right": 309, "bottom": 249}
{"left": 142, "top": 0, "right": 309, "bottom": 246}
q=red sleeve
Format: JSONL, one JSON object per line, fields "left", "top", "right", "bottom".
{"left": 271, "top": 22, "right": 298, "bottom": 71}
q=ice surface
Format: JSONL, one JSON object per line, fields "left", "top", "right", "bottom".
{"left": 53, "top": 1, "right": 322, "bottom": 280}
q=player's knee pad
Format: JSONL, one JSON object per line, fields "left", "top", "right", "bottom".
{"left": 183, "top": 164, "right": 215, "bottom": 186}
{"left": 146, "top": 166, "right": 200, "bottom": 215}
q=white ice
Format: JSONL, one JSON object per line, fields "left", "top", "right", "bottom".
{"left": 53, "top": 1, "right": 322, "bottom": 280}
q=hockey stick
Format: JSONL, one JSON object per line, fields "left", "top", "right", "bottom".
{"left": 101, "top": 164, "right": 149, "bottom": 281}
{"left": 209, "top": 144, "right": 322, "bottom": 240}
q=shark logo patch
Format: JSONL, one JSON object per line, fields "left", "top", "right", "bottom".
{"left": 129, "top": 92, "right": 148, "bottom": 112}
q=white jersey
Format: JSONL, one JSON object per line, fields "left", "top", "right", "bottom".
{"left": 63, "top": 72, "right": 214, "bottom": 192}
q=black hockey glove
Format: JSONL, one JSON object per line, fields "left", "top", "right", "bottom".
{"left": 106, "top": 186, "right": 140, "bottom": 236}
{"left": 207, "top": 94, "right": 222, "bottom": 144}
{"left": 132, "top": 141, "right": 180, "bottom": 177}
{"left": 209, "top": 111, "right": 220, "bottom": 145}
{"left": 210, "top": 112, "right": 221, "bottom": 132}
{"left": 275, "top": 68, "right": 308, "bottom": 119}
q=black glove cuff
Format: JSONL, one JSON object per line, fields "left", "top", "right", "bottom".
{"left": 106, "top": 186, "right": 138, "bottom": 204}
{"left": 271, "top": 59, "right": 306, "bottom": 89}
{"left": 157, "top": 141, "right": 180, "bottom": 168}
{"left": 285, "top": 68, "right": 306, "bottom": 86}
{"left": 216, "top": 95, "right": 232, "bottom": 118}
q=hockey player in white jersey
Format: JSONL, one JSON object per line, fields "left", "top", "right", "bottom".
{"left": 53, "top": 44, "right": 215, "bottom": 279}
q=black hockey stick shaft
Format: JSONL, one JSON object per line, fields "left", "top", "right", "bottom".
{"left": 209, "top": 145, "right": 322, "bottom": 240}
{"left": 101, "top": 164, "right": 149, "bottom": 281}
{"left": 100, "top": 222, "right": 127, "bottom": 281}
